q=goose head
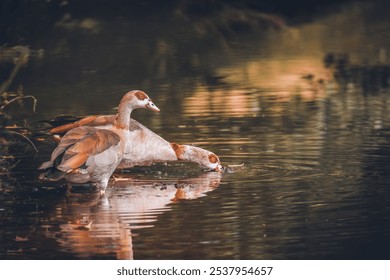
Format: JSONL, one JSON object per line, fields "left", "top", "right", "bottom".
{"left": 170, "top": 143, "right": 223, "bottom": 172}
{"left": 203, "top": 152, "right": 223, "bottom": 173}
{"left": 120, "top": 90, "right": 160, "bottom": 112}
{"left": 114, "top": 90, "right": 159, "bottom": 130}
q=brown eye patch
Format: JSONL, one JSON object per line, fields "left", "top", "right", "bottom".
{"left": 135, "top": 91, "right": 148, "bottom": 101}
{"left": 209, "top": 154, "right": 219, "bottom": 163}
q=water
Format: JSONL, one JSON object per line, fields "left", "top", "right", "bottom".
{"left": 1, "top": 1, "right": 390, "bottom": 259}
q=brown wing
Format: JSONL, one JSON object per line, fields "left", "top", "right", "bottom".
{"left": 49, "top": 126, "right": 120, "bottom": 172}
{"left": 48, "top": 126, "right": 95, "bottom": 162}
{"left": 49, "top": 115, "right": 116, "bottom": 134}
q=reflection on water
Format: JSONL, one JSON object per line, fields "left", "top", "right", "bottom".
{"left": 2, "top": 1, "right": 390, "bottom": 259}
{"left": 42, "top": 173, "right": 221, "bottom": 259}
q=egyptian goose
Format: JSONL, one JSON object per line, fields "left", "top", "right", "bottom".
{"left": 39, "top": 90, "right": 160, "bottom": 194}
{"left": 49, "top": 116, "right": 222, "bottom": 172}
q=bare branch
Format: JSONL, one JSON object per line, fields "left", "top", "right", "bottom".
{"left": 0, "top": 95, "right": 38, "bottom": 112}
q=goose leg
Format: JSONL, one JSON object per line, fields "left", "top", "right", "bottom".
{"left": 97, "top": 178, "right": 109, "bottom": 196}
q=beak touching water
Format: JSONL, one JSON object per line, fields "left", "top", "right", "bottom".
{"left": 214, "top": 163, "right": 224, "bottom": 173}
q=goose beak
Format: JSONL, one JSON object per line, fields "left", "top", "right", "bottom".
{"left": 146, "top": 100, "right": 160, "bottom": 112}
{"left": 214, "top": 163, "right": 224, "bottom": 173}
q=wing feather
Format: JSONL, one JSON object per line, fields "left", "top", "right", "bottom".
{"left": 49, "top": 115, "right": 116, "bottom": 134}
{"left": 45, "top": 126, "right": 121, "bottom": 172}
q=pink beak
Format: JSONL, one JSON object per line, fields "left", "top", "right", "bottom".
{"left": 146, "top": 100, "right": 160, "bottom": 112}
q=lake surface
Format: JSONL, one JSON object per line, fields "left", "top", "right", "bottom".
{"left": 1, "top": 1, "right": 390, "bottom": 259}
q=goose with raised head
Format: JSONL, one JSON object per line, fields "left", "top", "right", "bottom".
{"left": 39, "top": 90, "right": 160, "bottom": 194}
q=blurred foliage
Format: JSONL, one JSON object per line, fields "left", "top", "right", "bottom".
{"left": 0, "top": 0, "right": 360, "bottom": 45}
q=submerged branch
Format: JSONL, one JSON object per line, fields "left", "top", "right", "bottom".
{"left": 7, "top": 130, "right": 38, "bottom": 152}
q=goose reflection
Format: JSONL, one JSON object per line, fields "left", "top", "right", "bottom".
{"left": 44, "top": 172, "right": 221, "bottom": 259}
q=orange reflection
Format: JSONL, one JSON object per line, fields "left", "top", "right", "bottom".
{"left": 183, "top": 57, "right": 331, "bottom": 117}
{"left": 183, "top": 88, "right": 261, "bottom": 117}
